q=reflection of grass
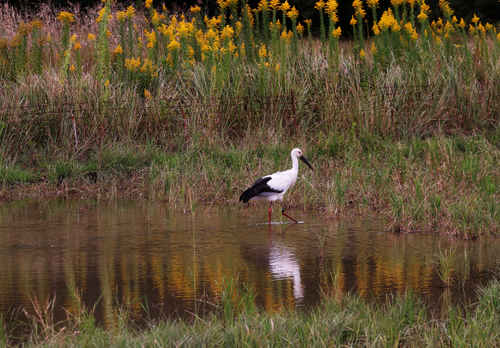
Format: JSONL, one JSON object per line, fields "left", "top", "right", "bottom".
{"left": 7, "top": 279, "right": 500, "bottom": 346}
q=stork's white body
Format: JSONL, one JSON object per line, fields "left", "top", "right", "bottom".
{"left": 239, "top": 148, "right": 313, "bottom": 223}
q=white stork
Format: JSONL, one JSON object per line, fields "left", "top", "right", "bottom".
{"left": 239, "top": 148, "right": 314, "bottom": 223}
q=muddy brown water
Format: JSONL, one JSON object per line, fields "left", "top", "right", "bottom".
{"left": 1, "top": 199, "right": 499, "bottom": 327}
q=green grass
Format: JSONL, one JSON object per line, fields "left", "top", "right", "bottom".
{"left": 4, "top": 277, "right": 500, "bottom": 347}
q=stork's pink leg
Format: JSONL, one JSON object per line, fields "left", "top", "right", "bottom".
{"left": 282, "top": 207, "right": 298, "bottom": 223}
{"left": 268, "top": 203, "right": 272, "bottom": 224}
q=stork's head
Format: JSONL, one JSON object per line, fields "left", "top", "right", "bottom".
{"left": 291, "top": 148, "right": 314, "bottom": 170}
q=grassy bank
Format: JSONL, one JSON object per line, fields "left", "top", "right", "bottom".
{"left": 3, "top": 277, "right": 500, "bottom": 347}
{"left": 2, "top": 131, "right": 500, "bottom": 238}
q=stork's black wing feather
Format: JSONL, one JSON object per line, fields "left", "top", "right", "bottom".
{"left": 239, "top": 176, "right": 283, "bottom": 203}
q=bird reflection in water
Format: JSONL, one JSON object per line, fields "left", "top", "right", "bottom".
{"left": 268, "top": 224, "right": 304, "bottom": 302}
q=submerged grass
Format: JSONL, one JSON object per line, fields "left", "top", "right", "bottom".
{"left": 4, "top": 277, "right": 500, "bottom": 347}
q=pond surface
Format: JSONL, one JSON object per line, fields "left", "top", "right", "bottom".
{"left": 1, "top": 199, "right": 500, "bottom": 326}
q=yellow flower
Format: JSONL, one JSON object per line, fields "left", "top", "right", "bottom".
{"left": 472, "top": 13, "right": 480, "bottom": 24}
{"left": 497, "top": 32, "right": 500, "bottom": 42}
{"left": 332, "top": 26, "right": 341, "bottom": 38}
{"left": 458, "top": 18, "right": 466, "bottom": 28}
{"left": 167, "top": 39, "right": 181, "bottom": 50}
{"left": 350, "top": 15, "right": 357, "bottom": 26}
{"left": 281, "top": 0, "right": 291, "bottom": 11}
{"left": 74, "top": 41, "right": 81, "bottom": 50}
{"left": 281, "top": 29, "right": 293, "bottom": 43}
{"left": 352, "top": 0, "right": 366, "bottom": 18}
{"left": 359, "top": 48, "right": 365, "bottom": 58}
{"left": 220, "top": 25, "right": 235, "bottom": 40}
{"left": 104, "top": 80, "right": 110, "bottom": 87}
{"left": 287, "top": 6, "right": 299, "bottom": 20}
{"left": 371, "top": 42, "right": 377, "bottom": 54}
{"left": 145, "top": 0, "right": 153, "bottom": 9}
{"left": 417, "top": 1, "right": 429, "bottom": 22}
{"left": 325, "top": 1, "right": 338, "bottom": 22}
{"left": 117, "top": 10, "right": 127, "bottom": 23}
{"left": 69, "top": 64, "right": 75, "bottom": 72}
{"left": 258, "top": 44, "right": 267, "bottom": 58}
{"left": 304, "top": 19, "right": 312, "bottom": 27}
{"left": 144, "top": 89, "right": 152, "bottom": 99}
{"left": 296, "top": 22, "right": 304, "bottom": 35}
{"left": 125, "top": 57, "right": 141, "bottom": 71}
{"left": 88, "top": 33, "right": 96, "bottom": 41}
{"left": 57, "top": 11, "right": 75, "bottom": 24}
{"left": 269, "top": 0, "right": 280, "bottom": 10}
{"left": 275, "top": 63, "right": 280, "bottom": 71}
{"left": 314, "top": 0, "right": 325, "bottom": 10}
{"left": 70, "top": 35, "right": 76, "bottom": 43}
{"left": 126, "top": 6, "right": 136, "bottom": 19}
{"left": 114, "top": 44, "right": 123, "bottom": 54}
{"left": 190, "top": 5, "right": 201, "bottom": 13}
{"left": 144, "top": 29, "right": 157, "bottom": 48}
{"left": 366, "top": 0, "right": 378, "bottom": 9}
{"left": 372, "top": 23, "right": 380, "bottom": 35}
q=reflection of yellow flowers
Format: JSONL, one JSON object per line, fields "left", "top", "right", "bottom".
{"left": 57, "top": 11, "right": 75, "bottom": 24}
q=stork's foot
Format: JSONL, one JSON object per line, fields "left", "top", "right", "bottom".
{"left": 282, "top": 207, "right": 298, "bottom": 223}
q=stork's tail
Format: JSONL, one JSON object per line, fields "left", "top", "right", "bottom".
{"left": 239, "top": 188, "right": 255, "bottom": 203}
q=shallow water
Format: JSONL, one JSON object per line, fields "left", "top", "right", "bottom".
{"left": 0, "top": 199, "right": 499, "bottom": 326}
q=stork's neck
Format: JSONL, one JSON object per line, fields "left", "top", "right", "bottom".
{"left": 291, "top": 154, "right": 299, "bottom": 174}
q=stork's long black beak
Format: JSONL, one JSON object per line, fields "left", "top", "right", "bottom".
{"left": 300, "top": 155, "right": 314, "bottom": 170}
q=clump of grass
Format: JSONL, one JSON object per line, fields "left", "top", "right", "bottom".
{"left": 6, "top": 277, "right": 500, "bottom": 347}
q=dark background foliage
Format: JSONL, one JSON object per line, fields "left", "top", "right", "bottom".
{"left": 4, "top": 0, "right": 500, "bottom": 37}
